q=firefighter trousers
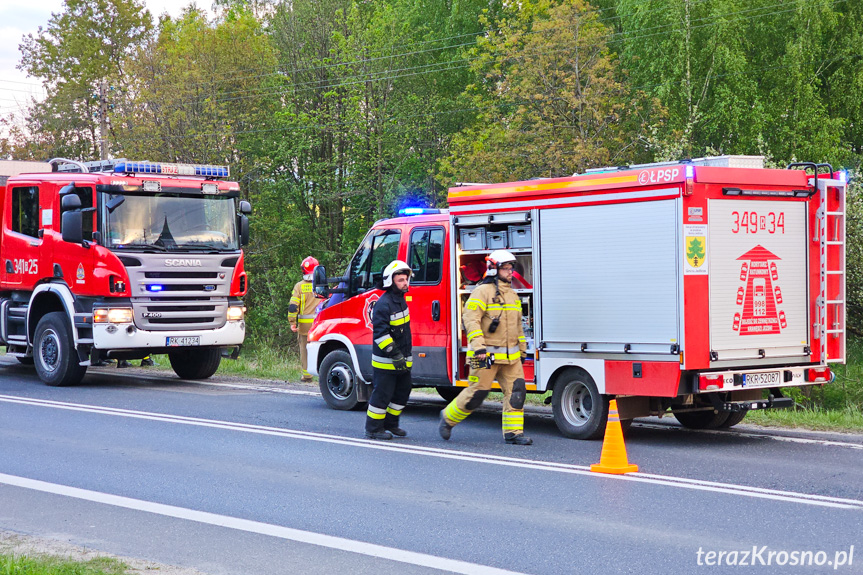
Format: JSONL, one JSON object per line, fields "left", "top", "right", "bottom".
{"left": 298, "top": 334, "right": 312, "bottom": 380}
{"left": 443, "top": 361, "right": 527, "bottom": 437}
{"left": 365, "top": 368, "right": 412, "bottom": 433}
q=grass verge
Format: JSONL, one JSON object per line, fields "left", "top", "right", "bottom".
{"left": 0, "top": 553, "right": 131, "bottom": 575}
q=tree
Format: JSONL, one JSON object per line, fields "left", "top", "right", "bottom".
{"left": 440, "top": 0, "right": 660, "bottom": 184}
{"left": 17, "top": 0, "right": 152, "bottom": 160}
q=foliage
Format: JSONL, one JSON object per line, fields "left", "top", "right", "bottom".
{"left": 0, "top": 553, "right": 131, "bottom": 575}
{"left": 440, "top": 0, "right": 661, "bottom": 184}
{"left": 14, "top": 0, "right": 152, "bottom": 160}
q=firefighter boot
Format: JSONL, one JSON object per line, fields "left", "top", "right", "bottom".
{"left": 438, "top": 410, "right": 453, "bottom": 440}
{"left": 141, "top": 356, "right": 154, "bottom": 367}
{"left": 365, "top": 407, "right": 393, "bottom": 440}
{"left": 504, "top": 432, "right": 533, "bottom": 445}
{"left": 365, "top": 428, "right": 394, "bottom": 440}
{"left": 117, "top": 360, "right": 132, "bottom": 368}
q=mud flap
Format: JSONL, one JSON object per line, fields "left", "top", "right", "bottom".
{"left": 357, "top": 381, "right": 373, "bottom": 402}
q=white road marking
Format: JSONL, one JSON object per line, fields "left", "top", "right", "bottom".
{"left": 2, "top": 394, "right": 862, "bottom": 511}
{"left": 634, "top": 422, "right": 863, "bottom": 450}
{"left": 0, "top": 472, "right": 528, "bottom": 575}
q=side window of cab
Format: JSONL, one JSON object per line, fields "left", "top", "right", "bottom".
{"left": 348, "top": 229, "right": 401, "bottom": 295}
{"left": 11, "top": 186, "right": 40, "bottom": 238}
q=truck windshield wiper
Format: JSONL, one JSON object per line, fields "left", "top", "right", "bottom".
{"left": 119, "top": 243, "right": 169, "bottom": 252}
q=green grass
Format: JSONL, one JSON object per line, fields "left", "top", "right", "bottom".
{"left": 150, "top": 340, "right": 305, "bottom": 383}
{"left": 0, "top": 554, "right": 131, "bottom": 575}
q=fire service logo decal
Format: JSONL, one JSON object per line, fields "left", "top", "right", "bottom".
{"left": 363, "top": 293, "right": 380, "bottom": 330}
{"left": 733, "top": 245, "right": 786, "bottom": 335}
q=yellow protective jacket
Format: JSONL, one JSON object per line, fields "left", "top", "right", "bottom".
{"left": 288, "top": 280, "right": 319, "bottom": 336}
{"left": 463, "top": 278, "right": 526, "bottom": 364}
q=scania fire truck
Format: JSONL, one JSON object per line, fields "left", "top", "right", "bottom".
{"left": 0, "top": 158, "right": 250, "bottom": 386}
{"left": 307, "top": 156, "right": 847, "bottom": 439}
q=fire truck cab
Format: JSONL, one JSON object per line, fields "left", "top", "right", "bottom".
{"left": 308, "top": 156, "right": 846, "bottom": 439}
{"left": 0, "top": 159, "right": 250, "bottom": 386}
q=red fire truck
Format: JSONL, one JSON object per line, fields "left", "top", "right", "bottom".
{"left": 0, "top": 158, "right": 250, "bottom": 386}
{"left": 308, "top": 156, "right": 846, "bottom": 439}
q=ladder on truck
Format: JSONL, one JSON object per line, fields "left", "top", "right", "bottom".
{"left": 814, "top": 168, "right": 847, "bottom": 364}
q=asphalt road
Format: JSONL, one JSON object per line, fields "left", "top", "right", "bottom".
{"left": 0, "top": 359, "right": 861, "bottom": 574}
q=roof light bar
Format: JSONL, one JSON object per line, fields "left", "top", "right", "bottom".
{"left": 113, "top": 161, "right": 230, "bottom": 179}
{"left": 398, "top": 207, "right": 441, "bottom": 216}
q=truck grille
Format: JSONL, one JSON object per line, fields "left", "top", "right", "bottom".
{"left": 123, "top": 253, "right": 238, "bottom": 331}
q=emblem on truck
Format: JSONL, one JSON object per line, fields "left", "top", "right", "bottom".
{"left": 165, "top": 259, "right": 203, "bottom": 267}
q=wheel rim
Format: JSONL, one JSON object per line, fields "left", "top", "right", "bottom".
{"left": 327, "top": 362, "right": 355, "bottom": 400}
{"left": 39, "top": 328, "right": 61, "bottom": 373}
{"left": 561, "top": 380, "right": 592, "bottom": 427}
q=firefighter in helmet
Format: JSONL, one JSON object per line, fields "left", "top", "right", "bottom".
{"left": 440, "top": 249, "right": 532, "bottom": 445}
{"left": 365, "top": 260, "right": 414, "bottom": 440}
{"left": 289, "top": 256, "right": 322, "bottom": 382}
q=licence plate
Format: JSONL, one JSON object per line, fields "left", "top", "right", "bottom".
{"left": 166, "top": 336, "right": 200, "bottom": 347}
{"left": 743, "top": 371, "right": 780, "bottom": 387}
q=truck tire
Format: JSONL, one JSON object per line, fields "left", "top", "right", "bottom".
{"left": 169, "top": 348, "right": 222, "bottom": 379}
{"left": 319, "top": 349, "right": 365, "bottom": 411}
{"left": 33, "top": 312, "right": 87, "bottom": 387}
{"left": 436, "top": 386, "right": 463, "bottom": 402}
{"left": 552, "top": 369, "right": 608, "bottom": 439}
{"left": 673, "top": 409, "right": 730, "bottom": 429}
{"left": 718, "top": 410, "right": 747, "bottom": 428}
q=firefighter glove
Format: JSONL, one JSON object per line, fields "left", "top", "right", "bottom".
{"left": 392, "top": 353, "right": 408, "bottom": 371}
{"left": 521, "top": 352, "right": 528, "bottom": 363}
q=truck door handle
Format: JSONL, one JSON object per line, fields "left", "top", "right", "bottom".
{"left": 432, "top": 300, "right": 440, "bottom": 321}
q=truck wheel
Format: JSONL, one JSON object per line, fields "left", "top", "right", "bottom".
{"left": 552, "top": 369, "right": 608, "bottom": 439}
{"left": 33, "top": 312, "right": 87, "bottom": 387}
{"left": 436, "top": 386, "right": 463, "bottom": 402}
{"left": 319, "top": 350, "right": 365, "bottom": 411}
{"left": 718, "top": 410, "right": 747, "bottom": 428}
{"left": 169, "top": 348, "right": 221, "bottom": 379}
{"left": 673, "top": 409, "right": 730, "bottom": 429}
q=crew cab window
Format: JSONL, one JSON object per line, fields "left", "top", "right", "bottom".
{"left": 409, "top": 227, "right": 444, "bottom": 284}
{"left": 11, "top": 186, "right": 39, "bottom": 238}
{"left": 349, "top": 229, "right": 401, "bottom": 294}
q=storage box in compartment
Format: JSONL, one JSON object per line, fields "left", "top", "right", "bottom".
{"left": 486, "top": 230, "right": 508, "bottom": 249}
{"left": 459, "top": 227, "right": 486, "bottom": 251}
{"left": 508, "top": 225, "right": 532, "bottom": 249}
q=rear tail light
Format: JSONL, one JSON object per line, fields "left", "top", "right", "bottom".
{"left": 805, "top": 367, "right": 831, "bottom": 383}
{"left": 699, "top": 374, "right": 723, "bottom": 391}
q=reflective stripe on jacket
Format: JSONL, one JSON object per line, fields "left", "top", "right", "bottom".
{"left": 371, "top": 288, "right": 412, "bottom": 371}
{"left": 463, "top": 279, "right": 526, "bottom": 364}
{"left": 288, "top": 280, "right": 319, "bottom": 336}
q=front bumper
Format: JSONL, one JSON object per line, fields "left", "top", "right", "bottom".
{"left": 93, "top": 320, "right": 245, "bottom": 350}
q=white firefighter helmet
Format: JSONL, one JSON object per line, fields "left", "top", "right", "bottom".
{"left": 485, "top": 249, "right": 517, "bottom": 276}
{"left": 382, "top": 260, "right": 413, "bottom": 288}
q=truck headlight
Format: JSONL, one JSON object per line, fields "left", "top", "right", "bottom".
{"left": 94, "top": 308, "right": 134, "bottom": 324}
{"left": 227, "top": 306, "right": 246, "bottom": 321}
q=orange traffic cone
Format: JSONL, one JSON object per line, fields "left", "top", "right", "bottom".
{"left": 590, "top": 399, "right": 638, "bottom": 475}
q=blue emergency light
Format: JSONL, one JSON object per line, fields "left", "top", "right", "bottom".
{"left": 398, "top": 207, "right": 441, "bottom": 216}
{"left": 685, "top": 165, "right": 695, "bottom": 179}
{"left": 113, "top": 161, "right": 230, "bottom": 178}
{"left": 838, "top": 170, "right": 848, "bottom": 183}
{"left": 147, "top": 284, "right": 164, "bottom": 292}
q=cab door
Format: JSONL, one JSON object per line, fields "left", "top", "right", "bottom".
{"left": 2, "top": 183, "right": 48, "bottom": 289}
{"left": 404, "top": 225, "right": 450, "bottom": 384}
{"left": 52, "top": 184, "right": 96, "bottom": 295}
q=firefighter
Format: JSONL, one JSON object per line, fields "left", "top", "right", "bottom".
{"left": 365, "top": 260, "right": 413, "bottom": 440}
{"left": 439, "top": 249, "right": 532, "bottom": 445}
{"left": 289, "top": 256, "right": 322, "bottom": 383}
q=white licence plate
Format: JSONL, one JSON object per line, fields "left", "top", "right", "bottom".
{"left": 743, "top": 371, "right": 780, "bottom": 387}
{"left": 166, "top": 336, "right": 200, "bottom": 347}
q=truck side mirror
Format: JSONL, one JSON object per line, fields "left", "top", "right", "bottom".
{"left": 62, "top": 211, "right": 83, "bottom": 244}
{"left": 313, "top": 265, "right": 329, "bottom": 297}
{"left": 239, "top": 215, "right": 249, "bottom": 246}
{"left": 239, "top": 200, "right": 252, "bottom": 215}
{"left": 61, "top": 193, "right": 82, "bottom": 211}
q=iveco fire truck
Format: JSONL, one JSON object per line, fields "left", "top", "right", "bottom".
{"left": 0, "top": 158, "right": 250, "bottom": 386}
{"left": 307, "top": 156, "right": 846, "bottom": 439}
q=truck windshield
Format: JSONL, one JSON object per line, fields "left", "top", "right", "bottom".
{"left": 104, "top": 194, "right": 238, "bottom": 252}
